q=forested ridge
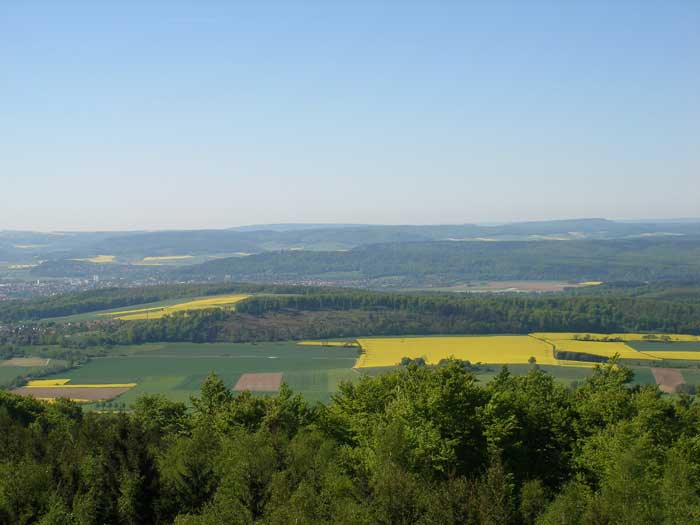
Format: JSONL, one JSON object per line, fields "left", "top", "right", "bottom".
{"left": 175, "top": 238, "right": 700, "bottom": 284}
{"left": 3, "top": 291, "right": 700, "bottom": 350}
{"left": 0, "top": 283, "right": 330, "bottom": 323}
{"left": 1, "top": 361, "right": 699, "bottom": 524}
{"left": 25, "top": 237, "right": 700, "bottom": 286}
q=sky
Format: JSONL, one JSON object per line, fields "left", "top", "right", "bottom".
{"left": 1, "top": 1, "right": 698, "bottom": 231}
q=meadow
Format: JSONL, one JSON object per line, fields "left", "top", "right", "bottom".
{"left": 0, "top": 359, "right": 68, "bottom": 388}
{"left": 40, "top": 341, "right": 359, "bottom": 405}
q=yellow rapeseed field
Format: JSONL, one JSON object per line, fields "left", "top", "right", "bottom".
{"left": 297, "top": 341, "right": 360, "bottom": 347}
{"left": 73, "top": 255, "right": 115, "bottom": 263}
{"left": 142, "top": 255, "right": 194, "bottom": 262}
{"left": 106, "top": 294, "right": 250, "bottom": 320}
{"left": 27, "top": 379, "right": 71, "bottom": 386}
{"left": 354, "top": 336, "right": 593, "bottom": 368}
{"left": 24, "top": 383, "right": 136, "bottom": 389}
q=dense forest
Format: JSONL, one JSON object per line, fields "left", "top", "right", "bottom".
{"left": 176, "top": 238, "right": 700, "bottom": 284}
{"left": 1, "top": 360, "right": 699, "bottom": 524}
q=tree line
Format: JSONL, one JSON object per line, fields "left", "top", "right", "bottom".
{"left": 3, "top": 292, "right": 700, "bottom": 350}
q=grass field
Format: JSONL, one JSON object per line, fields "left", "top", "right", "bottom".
{"left": 355, "top": 335, "right": 594, "bottom": 368}
{"left": 0, "top": 361, "right": 68, "bottom": 388}
{"left": 40, "top": 342, "right": 360, "bottom": 405}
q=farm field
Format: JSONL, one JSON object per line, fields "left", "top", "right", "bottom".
{"left": 46, "top": 293, "right": 252, "bottom": 322}
{"left": 0, "top": 357, "right": 50, "bottom": 367}
{"left": 12, "top": 384, "right": 135, "bottom": 403}
{"left": 541, "top": 338, "right": 657, "bottom": 361}
{"left": 104, "top": 293, "right": 250, "bottom": 320}
{"left": 354, "top": 335, "right": 594, "bottom": 368}
{"left": 73, "top": 255, "right": 115, "bottom": 263}
{"left": 0, "top": 359, "right": 68, "bottom": 388}
{"left": 39, "top": 342, "right": 360, "bottom": 405}
{"left": 532, "top": 333, "right": 700, "bottom": 362}
{"left": 532, "top": 332, "right": 700, "bottom": 342}
{"left": 352, "top": 333, "right": 700, "bottom": 370}
{"left": 8, "top": 337, "right": 692, "bottom": 407}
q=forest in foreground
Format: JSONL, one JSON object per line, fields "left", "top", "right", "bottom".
{"left": 1, "top": 360, "right": 699, "bottom": 525}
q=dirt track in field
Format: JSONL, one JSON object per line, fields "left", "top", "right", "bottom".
{"left": 11, "top": 386, "right": 132, "bottom": 401}
{"left": 233, "top": 373, "right": 283, "bottom": 392}
{"left": 651, "top": 368, "right": 685, "bottom": 394}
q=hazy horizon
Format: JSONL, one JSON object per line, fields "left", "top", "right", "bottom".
{"left": 2, "top": 2, "right": 698, "bottom": 230}
{"left": 3, "top": 216, "right": 700, "bottom": 234}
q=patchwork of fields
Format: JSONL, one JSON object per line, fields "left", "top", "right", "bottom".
{"left": 354, "top": 335, "right": 592, "bottom": 368}
{"left": 6, "top": 331, "right": 700, "bottom": 407}
{"left": 32, "top": 342, "right": 359, "bottom": 404}
{"left": 354, "top": 333, "right": 700, "bottom": 368}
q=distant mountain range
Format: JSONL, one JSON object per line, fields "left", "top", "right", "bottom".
{"left": 2, "top": 218, "right": 700, "bottom": 289}
{"left": 3, "top": 218, "right": 700, "bottom": 263}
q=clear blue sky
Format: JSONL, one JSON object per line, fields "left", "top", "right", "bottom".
{"left": 2, "top": 1, "right": 698, "bottom": 230}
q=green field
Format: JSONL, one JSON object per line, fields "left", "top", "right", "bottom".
{"left": 0, "top": 367, "right": 36, "bottom": 386}
{"left": 0, "top": 361, "right": 69, "bottom": 388}
{"left": 41, "top": 342, "right": 360, "bottom": 404}
{"left": 19, "top": 339, "right": 686, "bottom": 408}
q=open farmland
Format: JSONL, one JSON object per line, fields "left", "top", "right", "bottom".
{"left": 39, "top": 341, "right": 360, "bottom": 405}
{"left": 532, "top": 332, "right": 700, "bottom": 362}
{"left": 540, "top": 338, "right": 658, "bottom": 361}
{"left": 12, "top": 385, "right": 134, "bottom": 403}
{"left": 0, "top": 357, "right": 50, "bottom": 367}
{"left": 104, "top": 293, "right": 250, "bottom": 320}
{"left": 72, "top": 255, "right": 115, "bottom": 263}
{"left": 234, "top": 372, "right": 284, "bottom": 392}
{"left": 142, "top": 255, "right": 194, "bottom": 262}
{"left": 651, "top": 368, "right": 686, "bottom": 394}
{"left": 532, "top": 332, "right": 700, "bottom": 343}
{"left": 42, "top": 292, "right": 255, "bottom": 323}
{"left": 0, "top": 359, "right": 68, "bottom": 388}
{"left": 354, "top": 335, "right": 594, "bottom": 368}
